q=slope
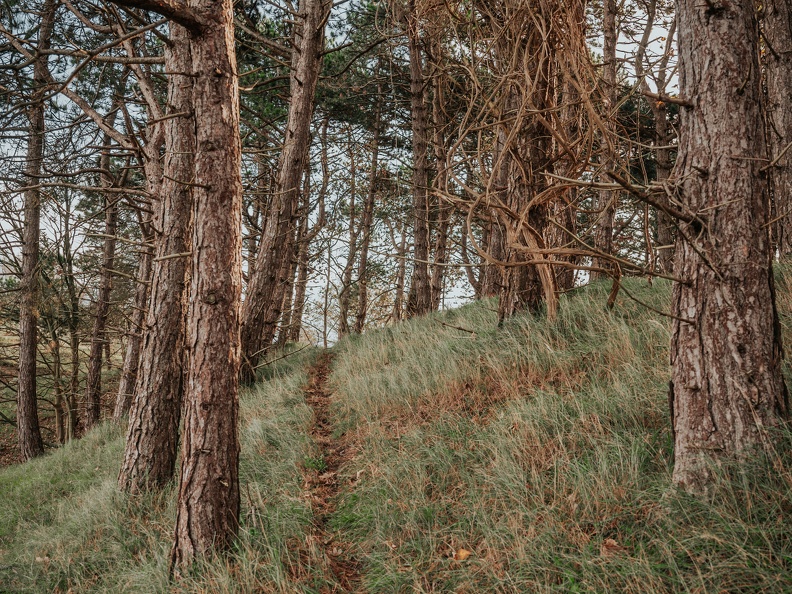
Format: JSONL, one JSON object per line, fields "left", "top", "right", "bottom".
{"left": 1, "top": 275, "right": 791, "bottom": 593}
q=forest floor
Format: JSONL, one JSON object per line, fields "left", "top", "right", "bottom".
{"left": 2, "top": 275, "right": 792, "bottom": 592}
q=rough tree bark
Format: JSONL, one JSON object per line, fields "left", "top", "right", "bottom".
{"left": 17, "top": 0, "right": 56, "bottom": 460}
{"left": 764, "top": 0, "right": 792, "bottom": 256}
{"left": 405, "top": 0, "right": 432, "bottom": 317}
{"left": 241, "top": 0, "right": 331, "bottom": 382}
{"left": 496, "top": 121, "right": 553, "bottom": 321}
{"left": 670, "top": 0, "right": 789, "bottom": 495}
{"left": 117, "top": 25, "right": 194, "bottom": 493}
{"left": 113, "top": 70, "right": 165, "bottom": 420}
{"left": 171, "top": 0, "right": 243, "bottom": 566}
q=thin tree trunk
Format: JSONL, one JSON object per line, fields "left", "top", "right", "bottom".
{"left": 654, "top": 103, "right": 674, "bottom": 273}
{"left": 339, "top": 132, "right": 359, "bottom": 337}
{"left": 354, "top": 92, "right": 382, "bottom": 334}
{"left": 171, "top": 0, "right": 243, "bottom": 566}
{"left": 118, "top": 26, "right": 194, "bottom": 493}
{"left": 50, "top": 326, "right": 65, "bottom": 444}
{"left": 406, "top": 0, "right": 432, "bottom": 317}
{"left": 83, "top": 133, "right": 120, "bottom": 429}
{"left": 113, "top": 221, "right": 153, "bottom": 419}
{"left": 391, "top": 221, "right": 408, "bottom": 322}
{"left": 62, "top": 205, "right": 80, "bottom": 441}
{"left": 290, "top": 220, "right": 311, "bottom": 343}
{"left": 17, "top": 0, "right": 56, "bottom": 460}
{"left": 276, "top": 226, "right": 299, "bottom": 345}
{"left": 459, "top": 223, "right": 481, "bottom": 299}
{"left": 290, "top": 132, "right": 328, "bottom": 342}
{"left": 764, "top": 0, "right": 792, "bottom": 256}
{"left": 591, "top": 0, "right": 618, "bottom": 280}
{"left": 430, "top": 67, "right": 450, "bottom": 311}
{"left": 670, "top": 0, "right": 789, "bottom": 494}
{"left": 241, "top": 0, "right": 331, "bottom": 382}
{"left": 637, "top": 7, "right": 676, "bottom": 273}
{"left": 323, "top": 241, "right": 331, "bottom": 347}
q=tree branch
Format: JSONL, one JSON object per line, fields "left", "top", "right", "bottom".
{"left": 106, "top": 0, "right": 208, "bottom": 32}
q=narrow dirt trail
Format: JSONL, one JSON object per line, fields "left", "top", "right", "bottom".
{"left": 301, "top": 352, "right": 361, "bottom": 593}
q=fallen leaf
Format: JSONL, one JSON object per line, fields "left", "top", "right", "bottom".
{"left": 453, "top": 548, "right": 472, "bottom": 561}
{"left": 600, "top": 538, "right": 628, "bottom": 557}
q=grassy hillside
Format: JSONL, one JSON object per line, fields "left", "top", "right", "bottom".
{"left": 2, "top": 276, "right": 792, "bottom": 592}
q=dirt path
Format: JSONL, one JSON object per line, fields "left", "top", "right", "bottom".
{"left": 301, "top": 352, "right": 361, "bottom": 593}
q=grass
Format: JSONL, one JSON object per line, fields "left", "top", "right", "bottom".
{"left": 2, "top": 275, "right": 792, "bottom": 592}
{"left": 0, "top": 346, "right": 320, "bottom": 593}
{"left": 327, "top": 276, "right": 792, "bottom": 592}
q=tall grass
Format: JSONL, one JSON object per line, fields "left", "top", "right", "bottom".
{"left": 0, "top": 347, "right": 320, "bottom": 593}
{"left": 328, "top": 277, "right": 792, "bottom": 592}
{"left": 3, "top": 275, "right": 792, "bottom": 592}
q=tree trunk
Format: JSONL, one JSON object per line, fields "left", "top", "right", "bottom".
{"left": 354, "top": 94, "right": 382, "bottom": 334}
{"left": 670, "top": 0, "right": 789, "bottom": 495}
{"left": 83, "top": 134, "right": 120, "bottom": 429}
{"left": 591, "top": 0, "right": 618, "bottom": 280}
{"left": 459, "top": 223, "right": 481, "bottom": 299}
{"left": 406, "top": 0, "right": 432, "bottom": 317}
{"left": 171, "top": 0, "right": 243, "bottom": 566}
{"left": 50, "top": 326, "right": 65, "bottom": 444}
{"left": 276, "top": 226, "right": 299, "bottom": 346}
{"left": 637, "top": 8, "right": 676, "bottom": 273}
{"left": 113, "top": 221, "right": 153, "bottom": 419}
{"left": 764, "top": 0, "right": 792, "bottom": 256}
{"left": 241, "top": 0, "right": 331, "bottom": 382}
{"left": 496, "top": 106, "right": 556, "bottom": 322}
{"left": 391, "top": 221, "right": 408, "bottom": 322}
{"left": 339, "top": 133, "right": 359, "bottom": 337}
{"left": 63, "top": 213, "right": 80, "bottom": 441}
{"left": 118, "top": 26, "right": 194, "bottom": 493}
{"left": 479, "top": 218, "right": 504, "bottom": 298}
{"left": 17, "top": 0, "right": 56, "bottom": 460}
{"left": 290, "top": 219, "right": 311, "bottom": 343}
{"left": 430, "top": 68, "right": 450, "bottom": 311}
{"left": 654, "top": 100, "right": 675, "bottom": 273}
